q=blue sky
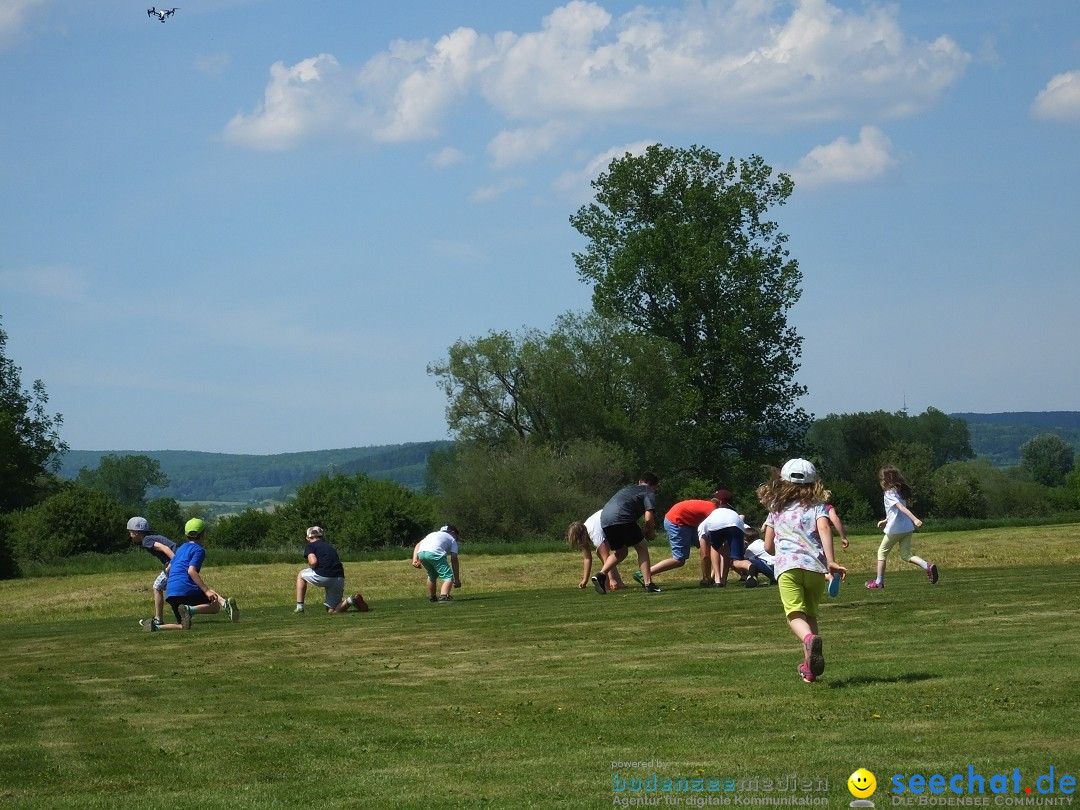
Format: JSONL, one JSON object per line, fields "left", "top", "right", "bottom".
{"left": 2, "top": 0, "right": 1078, "bottom": 455}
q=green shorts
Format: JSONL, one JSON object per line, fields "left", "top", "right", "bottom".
{"left": 418, "top": 550, "right": 454, "bottom": 582}
{"left": 777, "top": 568, "right": 826, "bottom": 619}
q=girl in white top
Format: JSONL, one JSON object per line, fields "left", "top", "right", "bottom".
{"left": 566, "top": 510, "right": 625, "bottom": 590}
{"left": 865, "top": 465, "right": 937, "bottom": 590}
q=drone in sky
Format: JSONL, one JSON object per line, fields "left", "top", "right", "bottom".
{"left": 147, "top": 7, "right": 178, "bottom": 22}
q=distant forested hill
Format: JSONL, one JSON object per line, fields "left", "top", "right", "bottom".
{"left": 950, "top": 412, "right": 1080, "bottom": 466}
{"left": 59, "top": 441, "right": 452, "bottom": 503}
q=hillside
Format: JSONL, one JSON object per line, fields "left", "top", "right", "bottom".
{"left": 59, "top": 441, "right": 452, "bottom": 503}
{"left": 950, "top": 412, "right": 1080, "bottom": 467}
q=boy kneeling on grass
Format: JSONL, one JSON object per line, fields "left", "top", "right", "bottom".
{"left": 295, "top": 526, "right": 369, "bottom": 614}
{"left": 146, "top": 518, "right": 238, "bottom": 632}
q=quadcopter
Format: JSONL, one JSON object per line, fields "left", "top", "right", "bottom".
{"left": 147, "top": 7, "right": 178, "bottom": 22}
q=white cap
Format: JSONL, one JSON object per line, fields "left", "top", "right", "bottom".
{"left": 127, "top": 517, "right": 150, "bottom": 532}
{"left": 780, "top": 458, "right": 819, "bottom": 484}
{"left": 306, "top": 526, "right": 324, "bottom": 538}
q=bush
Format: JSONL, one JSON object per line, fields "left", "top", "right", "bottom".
{"left": 9, "top": 484, "right": 128, "bottom": 562}
{"left": 930, "top": 461, "right": 991, "bottom": 519}
{"left": 0, "top": 515, "right": 20, "bottom": 579}
{"left": 211, "top": 509, "right": 274, "bottom": 550}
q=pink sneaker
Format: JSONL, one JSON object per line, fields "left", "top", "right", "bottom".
{"left": 797, "top": 661, "right": 815, "bottom": 683}
{"left": 803, "top": 634, "right": 824, "bottom": 677}
{"left": 927, "top": 564, "right": 939, "bottom": 584}
{"left": 865, "top": 580, "right": 884, "bottom": 590}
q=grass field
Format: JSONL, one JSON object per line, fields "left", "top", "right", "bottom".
{"left": 1, "top": 526, "right": 1079, "bottom": 809}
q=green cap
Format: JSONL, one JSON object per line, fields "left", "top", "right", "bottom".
{"left": 185, "top": 518, "right": 206, "bottom": 537}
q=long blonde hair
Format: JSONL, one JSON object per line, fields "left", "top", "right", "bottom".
{"left": 759, "top": 476, "right": 830, "bottom": 513}
{"left": 566, "top": 521, "right": 592, "bottom": 551}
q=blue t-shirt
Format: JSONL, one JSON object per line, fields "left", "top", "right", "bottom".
{"left": 140, "top": 533, "right": 176, "bottom": 568}
{"left": 304, "top": 539, "right": 345, "bottom": 578}
{"left": 166, "top": 541, "right": 206, "bottom": 598}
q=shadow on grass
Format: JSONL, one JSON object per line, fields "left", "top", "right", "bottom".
{"left": 827, "top": 672, "right": 938, "bottom": 689}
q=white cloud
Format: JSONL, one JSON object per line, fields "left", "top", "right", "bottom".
{"left": 790, "top": 126, "right": 896, "bottom": 189}
{"left": 487, "top": 121, "right": 580, "bottom": 168}
{"left": 1031, "top": 70, "right": 1080, "bottom": 121}
{"left": 224, "top": 0, "right": 970, "bottom": 152}
{"left": 0, "top": 0, "right": 47, "bottom": 49}
{"left": 469, "top": 177, "right": 526, "bottom": 203}
{"left": 0, "top": 265, "right": 89, "bottom": 302}
{"left": 553, "top": 140, "right": 657, "bottom": 200}
{"left": 195, "top": 52, "right": 230, "bottom": 76}
{"left": 223, "top": 54, "right": 375, "bottom": 150}
{"left": 427, "top": 145, "right": 468, "bottom": 168}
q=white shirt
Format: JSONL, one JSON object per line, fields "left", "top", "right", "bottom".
{"left": 417, "top": 530, "right": 459, "bottom": 556}
{"left": 883, "top": 489, "right": 915, "bottom": 534}
{"left": 584, "top": 509, "right": 605, "bottom": 549}
{"left": 699, "top": 507, "right": 746, "bottom": 537}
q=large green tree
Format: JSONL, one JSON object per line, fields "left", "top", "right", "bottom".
{"left": 0, "top": 317, "right": 68, "bottom": 513}
{"left": 428, "top": 311, "right": 687, "bottom": 474}
{"left": 569, "top": 144, "right": 809, "bottom": 483}
{"left": 1019, "top": 433, "right": 1075, "bottom": 487}
{"left": 75, "top": 454, "right": 169, "bottom": 509}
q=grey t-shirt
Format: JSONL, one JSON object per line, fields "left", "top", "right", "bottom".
{"left": 141, "top": 533, "right": 177, "bottom": 567}
{"left": 601, "top": 484, "right": 658, "bottom": 528}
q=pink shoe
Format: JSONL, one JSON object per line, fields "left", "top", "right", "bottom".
{"left": 803, "top": 634, "right": 824, "bottom": 677}
{"left": 797, "top": 661, "right": 815, "bottom": 683}
{"left": 865, "top": 580, "right": 884, "bottom": 590}
{"left": 927, "top": 563, "right": 939, "bottom": 584}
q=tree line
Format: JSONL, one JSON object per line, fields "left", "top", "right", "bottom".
{"left": 2, "top": 145, "right": 1077, "bottom": 575}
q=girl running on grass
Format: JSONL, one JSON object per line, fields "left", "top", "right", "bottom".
{"left": 761, "top": 459, "right": 846, "bottom": 683}
{"left": 865, "top": 465, "right": 937, "bottom": 590}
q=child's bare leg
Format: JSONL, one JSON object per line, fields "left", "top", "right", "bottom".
{"left": 426, "top": 577, "right": 437, "bottom": 600}
{"left": 296, "top": 572, "right": 308, "bottom": 604}
{"left": 153, "top": 589, "right": 166, "bottom": 623}
{"left": 635, "top": 544, "right": 652, "bottom": 585}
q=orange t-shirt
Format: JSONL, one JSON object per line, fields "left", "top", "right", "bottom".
{"left": 665, "top": 499, "right": 718, "bottom": 527}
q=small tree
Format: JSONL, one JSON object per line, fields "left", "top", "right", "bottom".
{"left": 0, "top": 317, "right": 68, "bottom": 513}
{"left": 1019, "top": 433, "right": 1075, "bottom": 487}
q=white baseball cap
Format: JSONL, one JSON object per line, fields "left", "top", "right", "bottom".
{"left": 127, "top": 517, "right": 150, "bottom": 532}
{"left": 780, "top": 458, "right": 819, "bottom": 484}
{"left": 306, "top": 526, "right": 324, "bottom": 538}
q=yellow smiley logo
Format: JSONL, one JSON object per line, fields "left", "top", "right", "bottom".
{"left": 848, "top": 768, "right": 877, "bottom": 799}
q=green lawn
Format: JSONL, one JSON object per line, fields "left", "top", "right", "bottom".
{"left": 1, "top": 527, "right": 1078, "bottom": 809}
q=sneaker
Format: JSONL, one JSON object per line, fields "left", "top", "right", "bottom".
{"left": 744, "top": 576, "right": 759, "bottom": 589}
{"left": 804, "top": 634, "right": 824, "bottom": 677}
{"left": 178, "top": 604, "right": 192, "bottom": 630}
{"left": 699, "top": 578, "right": 713, "bottom": 588}
{"left": 437, "top": 594, "right": 453, "bottom": 603}
{"left": 927, "top": 563, "right": 939, "bottom": 584}
{"left": 294, "top": 605, "right": 305, "bottom": 613}
{"left": 225, "top": 597, "right": 239, "bottom": 622}
{"left": 632, "top": 570, "right": 645, "bottom": 587}
{"left": 797, "top": 661, "right": 816, "bottom": 683}
{"left": 351, "top": 593, "right": 370, "bottom": 612}
{"left": 428, "top": 596, "right": 438, "bottom": 603}
{"left": 591, "top": 574, "right": 607, "bottom": 595}
{"left": 139, "top": 618, "right": 160, "bottom": 632}
{"left": 864, "top": 580, "right": 884, "bottom": 590}
{"left": 828, "top": 575, "right": 841, "bottom": 598}
{"left": 643, "top": 583, "right": 662, "bottom": 594}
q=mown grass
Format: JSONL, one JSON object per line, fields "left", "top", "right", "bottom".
{"left": 1, "top": 527, "right": 1078, "bottom": 809}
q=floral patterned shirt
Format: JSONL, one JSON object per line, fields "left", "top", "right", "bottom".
{"left": 766, "top": 500, "right": 829, "bottom": 577}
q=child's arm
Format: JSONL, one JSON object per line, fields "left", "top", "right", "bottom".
{"left": 411, "top": 542, "right": 422, "bottom": 569}
{"left": 643, "top": 509, "right": 656, "bottom": 542}
{"left": 897, "top": 502, "right": 923, "bottom": 528}
{"left": 817, "top": 516, "right": 847, "bottom": 579}
{"left": 828, "top": 509, "right": 849, "bottom": 548}
{"left": 579, "top": 547, "right": 592, "bottom": 589}
{"left": 763, "top": 525, "right": 776, "bottom": 556}
{"left": 450, "top": 552, "right": 461, "bottom": 587}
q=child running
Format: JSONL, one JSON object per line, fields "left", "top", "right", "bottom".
{"left": 761, "top": 459, "right": 846, "bottom": 683}
{"left": 865, "top": 465, "right": 937, "bottom": 589}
